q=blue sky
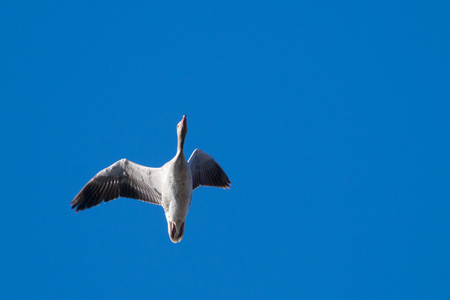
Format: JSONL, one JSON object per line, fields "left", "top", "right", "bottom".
{"left": 1, "top": 1, "right": 449, "bottom": 299}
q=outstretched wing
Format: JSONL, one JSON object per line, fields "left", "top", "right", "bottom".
{"left": 71, "top": 159, "right": 162, "bottom": 212}
{"left": 188, "top": 149, "right": 231, "bottom": 190}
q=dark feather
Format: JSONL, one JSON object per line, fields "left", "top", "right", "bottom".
{"left": 71, "top": 159, "right": 162, "bottom": 212}
{"left": 188, "top": 149, "right": 231, "bottom": 190}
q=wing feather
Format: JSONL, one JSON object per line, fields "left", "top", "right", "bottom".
{"left": 188, "top": 149, "right": 231, "bottom": 190}
{"left": 71, "top": 159, "right": 162, "bottom": 212}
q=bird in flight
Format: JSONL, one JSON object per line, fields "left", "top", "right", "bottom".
{"left": 71, "top": 115, "right": 231, "bottom": 243}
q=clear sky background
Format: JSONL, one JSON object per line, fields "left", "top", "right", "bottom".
{"left": 1, "top": 1, "right": 449, "bottom": 299}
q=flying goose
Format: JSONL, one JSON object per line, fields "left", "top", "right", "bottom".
{"left": 71, "top": 115, "right": 230, "bottom": 243}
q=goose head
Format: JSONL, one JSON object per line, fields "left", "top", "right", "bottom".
{"left": 176, "top": 115, "right": 188, "bottom": 152}
{"left": 167, "top": 219, "right": 185, "bottom": 243}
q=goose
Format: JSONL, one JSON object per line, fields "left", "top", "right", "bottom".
{"left": 71, "top": 115, "right": 230, "bottom": 243}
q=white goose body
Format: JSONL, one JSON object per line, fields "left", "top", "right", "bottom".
{"left": 161, "top": 151, "right": 192, "bottom": 242}
{"left": 71, "top": 115, "right": 230, "bottom": 243}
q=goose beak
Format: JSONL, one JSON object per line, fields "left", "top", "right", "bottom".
{"left": 177, "top": 115, "right": 187, "bottom": 129}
